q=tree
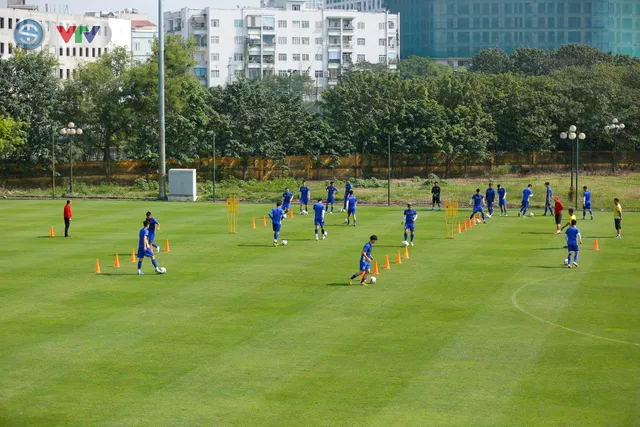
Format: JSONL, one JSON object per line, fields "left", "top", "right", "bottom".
{"left": 552, "top": 44, "right": 611, "bottom": 69}
{"left": 510, "top": 47, "right": 553, "bottom": 76}
{"left": 0, "top": 116, "right": 26, "bottom": 155}
{"left": 259, "top": 73, "right": 316, "bottom": 99}
{"left": 397, "top": 55, "right": 452, "bottom": 79}
{"left": 469, "top": 49, "right": 511, "bottom": 74}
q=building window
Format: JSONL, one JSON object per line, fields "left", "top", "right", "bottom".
{"left": 234, "top": 36, "right": 243, "bottom": 44}
{"left": 211, "top": 36, "right": 220, "bottom": 44}
{"left": 357, "top": 54, "right": 365, "bottom": 62}
{"left": 211, "top": 53, "right": 220, "bottom": 61}
{"left": 357, "top": 38, "right": 365, "bottom": 45}
{"left": 8, "top": 18, "right": 13, "bottom": 30}
{"left": 0, "top": 43, "right": 4, "bottom": 54}
{"left": 388, "top": 21, "right": 394, "bottom": 29}
{"left": 92, "top": 48, "right": 96, "bottom": 57}
{"left": 292, "top": 37, "right": 301, "bottom": 44}
{"left": 302, "top": 37, "right": 310, "bottom": 45}
{"left": 59, "top": 69, "right": 63, "bottom": 79}
{"left": 378, "top": 38, "right": 386, "bottom": 46}
{"left": 59, "top": 47, "right": 63, "bottom": 56}
{"left": 98, "top": 48, "right": 102, "bottom": 56}
{"left": 72, "top": 47, "right": 76, "bottom": 56}
{"left": 292, "top": 4, "right": 300, "bottom": 10}
{"left": 302, "top": 21, "right": 309, "bottom": 28}
{"left": 278, "top": 20, "right": 287, "bottom": 28}
{"left": 279, "top": 70, "right": 288, "bottom": 77}
{"left": 211, "top": 19, "right": 219, "bottom": 27}
{"left": 235, "top": 70, "right": 244, "bottom": 78}
{"left": 315, "top": 70, "right": 323, "bottom": 77}
{"left": 66, "top": 69, "right": 70, "bottom": 79}
{"left": 314, "top": 37, "right": 322, "bottom": 45}
{"left": 315, "top": 21, "right": 323, "bottom": 28}
{"left": 378, "top": 55, "right": 386, "bottom": 63}
{"left": 378, "top": 22, "right": 385, "bottom": 30}
{"left": 133, "top": 42, "right": 141, "bottom": 51}
{"left": 315, "top": 53, "right": 322, "bottom": 60}
{"left": 234, "top": 19, "right": 243, "bottom": 27}
{"left": 7, "top": 43, "right": 12, "bottom": 54}
{"left": 302, "top": 53, "right": 309, "bottom": 61}
{"left": 278, "top": 53, "right": 287, "bottom": 61}
{"left": 211, "top": 69, "right": 220, "bottom": 78}
{"left": 278, "top": 37, "right": 287, "bottom": 44}
{"left": 0, "top": 18, "right": 4, "bottom": 29}
{"left": 357, "top": 22, "right": 365, "bottom": 29}
{"left": 293, "top": 20, "right": 301, "bottom": 28}
{"left": 234, "top": 53, "right": 243, "bottom": 61}
{"left": 292, "top": 53, "right": 301, "bottom": 61}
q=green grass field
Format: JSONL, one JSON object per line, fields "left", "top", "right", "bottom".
{"left": 1, "top": 200, "right": 639, "bottom": 426}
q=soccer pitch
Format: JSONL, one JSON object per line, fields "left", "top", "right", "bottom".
{"left": 1, "top": 200, "right": 639, "bottom": 426}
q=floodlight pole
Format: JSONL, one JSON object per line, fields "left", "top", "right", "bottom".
{"left": 157, "top": 0, "right": 167, "bottom": 200}
{"left": 52, "top": 133, "right": 55, "bottom": 199}
{"left": 212, "top": 132, "right": 217, "bottom": 202}
{"left": 387, "top": 133, "right": 391, "bottom": 206}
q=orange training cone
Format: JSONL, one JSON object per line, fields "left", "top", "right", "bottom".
{"left": 114, "top": 253, "right": 120, "bottom": 268}
{"left": 396, "top": 250, "right": 402, "bottom": 264}
{"left": 49, "top": 226, "right": 55, "bottom": 237}
{"left": 165, "top": 239, "right": 171, "bottom": 252}
{"left": 477, "top": 213, "right": 481, "bottom": 221}
{"left": 130, "top": 249, "right": 136, "bottom": 262}
{"left": 457, "top": 222, "right": 462, "bottom": 234}
{"left": 384, "top": 255, "right": 391, "bottom": 269}
{"left": 251, "top": 218, "right": 256, "bottom": 229}
{"left": 463, "top": 221, "right": 467, "bottom": 231}
{"left": 373, "top": 260, "right": 379, "bottom": 274}
{"left": 593, "top": 238, "right": 599, "bottom": 251}
{"left": 95, "top": 259, "right": 101, "bottom": 274}
{"left": 262, "top": 216, "right": 267, "bottom": 226}
{"left": 404, "top": 246, "right": 409, "bottom": 259}
{"left": 289, "top": 209, "right": 294, "bottom": 219}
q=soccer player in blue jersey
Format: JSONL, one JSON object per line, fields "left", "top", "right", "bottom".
{"left": 564, "top": 219, "right": 582, "bottom": 268}
{"left": 137, "top": 220, "right": 163, "bottom": 275}
{"left": 269, "top": 201, "right": 285, "bottom": 246}
{"left": 582, "top": 185, "right": 593, "bottom": 220}
{"left": 349, "top": 235, "right": 377, "bottom": 286}
{"left": 346, "top": 189, "right": 357, "bottom": 226}
{"left": 145, "top": 211, "right": 161, "bottom": 253}
{"left": 402, "top": 203, "right": 418, "bottom": 246}
{"left": 299, "top": 180, "right": 310, "bottom": 214}
{"left": 313, "top": 197, "right": 327, "bottom": 241}
{"left": 282, "top": 187, "right": 294, "bottom": 217}
{"left": 498, "top": 184, "right": 507, "bottom": 215}
{"left": 485, "top": 183, "right": 496, "bottom": 218}
{"left": 325, "top": 181, "right": 338, "bottom": 214}
{"left": 518, "top": 184, "right": 533, "bottom": 217}
{"left": 341, "top": 179, "right": 352, "bottom": 212}
{"left": 469, "top": 188, "right": 487, "bottom": 223}
{"left": 542, "top": 182, "right": 553, "bottom": 216}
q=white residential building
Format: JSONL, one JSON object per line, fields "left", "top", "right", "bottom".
{"left": 0, "top": 7, "right": 131, "bottom": 79}
{"left": 164, "top": 0, "right": 399, "bottom": 88}
{"left": 325, "top": 0, "right": 386, "bottom": 12}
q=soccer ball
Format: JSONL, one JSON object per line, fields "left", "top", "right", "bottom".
{"left": 282, "top": 240, "right": 288, "bottom": 246}
{"left": 344, "top": 218, "right": 348, "bottom": 223}
{"left": 529, "top": 212, "right": 534, "bottom": 217}
{"left": 476, "top": 218, "right": 481, "bottom": 224}
{"left": 564, "top": 259, "right": 569, "bottom": 265}
{"left": 158, "top": 267, "right": 167, "bottom": 274}
{"left": 402, "top": 240, "right": 409, "bottom": 247}
{"left": 369, "top": 276, "right": 377, "bottom": 284}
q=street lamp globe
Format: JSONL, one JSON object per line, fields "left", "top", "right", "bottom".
{"left": 619, "top": 123, "right": 625, "bottom": 130}
{"left": 68, "top": 129, "right": 76, "bottom": 135}
{"left": 76, "top": 129, "right": 83, "bottom": 135}
{"left": 612, "top": 118, "right": 618, "bottom": 124}
{"left": 578, "top": 133, "right": 586, "bottom": 140}
{"left": 59, "top": 129, "right": 67, "bottom": 135}
{"left": 560, "top": 132, "right": 567, "bottom": 139}
{"left": 68, "top": 122, "right": 75, "bottom": 129}
{"left": 569, "top": 132, "right": 576, "bottom": 140}
{"left": 569, "top": 125, "right": 577, "bottom": 132}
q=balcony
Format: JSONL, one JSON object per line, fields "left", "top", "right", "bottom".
{"left": 388, "top": 58, "right": 397, "bottom": 64}
{"left": 342, "top": 24, "right": 354, "bottom": 31}
{"left": 247, "top": 39, "right": 261, "bottom": 48}
{"left": 263, "top": 55, "right": 275, "bottom": 64}
{"left": 342, "top": 44, "right": 353, "bottom": 50}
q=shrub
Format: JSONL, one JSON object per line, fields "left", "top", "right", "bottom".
{"left": 134, "top": 178, "right": 149, "bottom": 191}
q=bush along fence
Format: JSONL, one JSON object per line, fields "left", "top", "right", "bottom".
{"left": 2, "top": 151, "right": 640, "bottom": 188}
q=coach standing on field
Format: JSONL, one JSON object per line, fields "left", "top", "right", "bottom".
{"left": 63, "top": 200, "right": 72, "bottom": 237}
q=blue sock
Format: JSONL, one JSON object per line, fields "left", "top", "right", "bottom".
{"left": 152, "top": 259, "right": 158, "bottom": 268}
{"left": 410, "top": 234, "right": 414, "bottom": 242}
{"left": 315, "top": 229, "right": 318, "bottom": 236}
{"left": 488, "top": 207, "right": 493, "bottom": 215}
{"left": 274, "top": 232, "right": 279, "bottom": 240}
{"left": 567, "top": 254, "right": 571, "bottom": 264}
{"left": 354, "top": 220, "right": 356, "bottom": 226}
{"left": 137, "top": 261, "right": 142, "bottom": 270}
{"left": 589, "top": 209, "right": 593, "bottom": 217}
{"left": 482, "top": 213, "right": 485, "bottom": 220}
{"left": 350, "top": 274, "right": 358, "bottom": 279}
{"left": 404, "top": 232, "right": 408, "bottom": 240}
{"left": 574, "top": 252, "right": 579, "bottom": 262}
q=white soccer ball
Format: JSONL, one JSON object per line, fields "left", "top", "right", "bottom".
{"left": 158, "top": 267, "right": 167, "bottom": 274}
{"left": 530, "top": 212, "right": 534, "bottom": 217}
{"left": 282, "top": 240, "right": 288, "bottom": 246}
{"left": 476, "top": 218, "right": 481, "bottom": 224}
{"left": 564, "top": 259, "right": 569, "bottom": 265}
{"left": 369, "top": 276, "right": 377, "bottom": 284}
{"left": 344, "top": 218, "right": 348, "bottom": 223}
{"left": 402, "top": 240, "right": 409, "bottom": 247}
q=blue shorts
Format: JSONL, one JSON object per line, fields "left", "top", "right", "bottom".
{"left": 487, "top": 201, "right": 494, "bottom": 208}
{"left": 359, "top": 261, "right": 370, "bottom": 272}
{"left": 137, "top": 248, "right": 154, "bottom": 258}
{"left": 499, "top": 199, "right": 506, "bottom": 207}
{"left": 546, "top": 200, "right": 552, "bottom": 207}
{"left": 272, "top": 223, "right": 281, "bottom": 232}
{"left": 300, "top": 197, "right": 309, "bottom": 204}
{"left": 405, "top": 223, "right": 415, "bottom": 232}
{"left": 521, "top": 201, "right": 529, "bottom": 209}
{"left": 347, "top": 208, "right": 356, "bottom": 215}
{"left": 314, "top": 218, "right": 324, "bottom": 226}
{"left": 584, "top": 203, "right": 591, "bottom": 209}
{"left": 282, "top": 203, "right": 291, "bottom": 209}
{"left": 148, "top": 233, "right": 156, "bottom": 244}
{"left": 327, "top": 197, "right": 335, "bottom": 204}
{"left": 567, "top": 243, "right": 579, "bottom": 253}
{"left": 473, "top": 207, "right": 484, "bottom": 214}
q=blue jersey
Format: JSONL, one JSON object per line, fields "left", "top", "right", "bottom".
{"left": 522, "top": 188, "right": 532, "bottom": 202}
{"left": 404, "top": 209, "right": 417, "bottom": 224}
{"left": 269, "top": 207, "right": 284, "bottom": 224}
{"left": 565, "top": 226, "right": 581, "bottom": 245}
{"left": 344, "top": 183, "right": 352, "bottom": 195}
{"left": 327, "top": 185, "right": 338, "bottom": 197}
{"left": 471, "top": 194, "right": 484, "bottom": 209}
{"left": 583, "top": 190, "right": 591, "bottom": 204}
{"left": 498, "top": 187, "right": 506, "bottom": 201}
{"left": 300, "top": 186, "right": 310, "bottom": 200}
{"left": 282, "top": 192, "right": 293, "bottom": 204}
{"left": 546, "top": 187, "right": 553, "bottom": 202}
{"left": 347, "top": 195, "right": 357, "bottom": 210}
{"left": 485, "top": 188, "right": 496, "bottom": 203}
{"left": 138, "top": 228, "right": 149, "bottom": 249}
{"left": 360, "top": 242, "right": 373, "bottom": 263}
{"left": 147, "top": 217, "right": 159, "bottom": 233}
{"left": 313, "top": 202, "right": 325, "bottom": 219}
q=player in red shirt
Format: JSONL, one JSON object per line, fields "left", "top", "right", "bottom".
{"left": 553, "top": 196, "right": 564, "bottom": 234}
{"left": 63, "top": 200, "right": 72, "bottom": 237}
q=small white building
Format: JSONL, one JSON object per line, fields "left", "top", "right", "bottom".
{"left": 324, "top": 0, "right": 386, "bottom": 12}
{"left": 165, "top": 0, "right": 399, "bottom": 89}
{"left": 0, "top": 7, "right": 131, "bottom": 79}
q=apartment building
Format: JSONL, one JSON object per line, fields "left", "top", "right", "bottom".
{"left": 165, "top": 0, "right": 399, "bottom": 88}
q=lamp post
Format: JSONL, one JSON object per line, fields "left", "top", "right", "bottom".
{"left": 560, "top": 125, "right": 585, "bottom": 208}
{"left": 59, "top": 122, "right": 83, "bottom": 194}
{"left": 605, "top": 118, "right": 625, "bottom": 173}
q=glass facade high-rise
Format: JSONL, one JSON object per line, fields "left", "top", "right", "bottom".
{"left": 387, "top": 0, "right": 640, "bottom": 60}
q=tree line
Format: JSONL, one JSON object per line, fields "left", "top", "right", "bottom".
{"left": 0, "top": 38, "right": 638, "bottom": 179}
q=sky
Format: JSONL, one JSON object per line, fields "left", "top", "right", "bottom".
{"left": 2, "top": 0, "right": 260, "bottom": 23}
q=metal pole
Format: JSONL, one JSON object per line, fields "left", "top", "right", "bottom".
{"left": 613, "top": 129, "right": 617, "bottom": 173}
{"left": 52, "top": 134, "right": 55, "bottom": 199}
{"left": 570, "top": 140, "right": 574, "bottom": 192}
{"left": 575, "top": 139, "right": 579, "bottom": 209}
{"left": 69, "top": 137, "right": 73, "bottom": 193}
{"left": 157, "top": 0, "right": 167, "bottom": 200}
{"left": 387, "top": 133, "right": 391, "bottom": 207}
{"left": 212, "top": 133, "right": 216, "bottom": 202}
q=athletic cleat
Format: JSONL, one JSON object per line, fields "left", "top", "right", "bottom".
{"left": 322, "top": 233, "right": 326, "bottom": 240}
{"left": 518, "top": 212, "right": 521, "bottom": 217}
{"left": 483, "top": 220, "right": 486, "bottom": 223}
{"left": 572, "top": 262, "right": 579, "bottom": 268}
{"left": 273, "top": 241, "right": 278, "bottom": 247}
{"left": 487, "top": 214, "right": 492, "bottom": 219}
{"left": 616, "top": 235, "right": 621, "bottom": 239}
{"left": 315, "top": 235, "right": 319, "bottom": 241}
{"left": 555, "top": 231, "right": 561, "bottom": 234}
{"left": 349, "top": 278, "right": 353, "bottom": 285}
{"left": 410, "top": 242, "right": 414, "bottom": 246}
{"left": 567, "top": 264, "right": 572, "bottom": 268}
{"left": 361, "top": 281, "right": 368, "bottom": 287}
{"left": 582, "top": 217, "right": 586, "bottom": 220}
{"left": 138, "top": 271, "right": 144, "bottom": 275}
{"left": 156, "top": 246, "right": 160, "bottom": 254}
{"left": 591, "top": 216, "right": 594, "bottom": 220}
